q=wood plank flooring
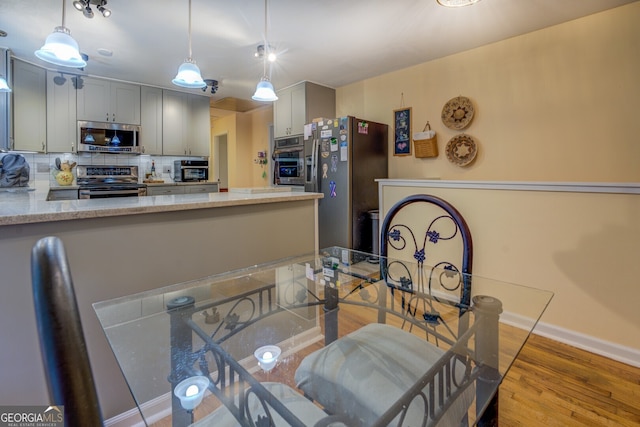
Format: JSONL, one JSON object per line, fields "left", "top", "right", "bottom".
{"left": 500, "top": 334, "right": 640, "bottom": 426}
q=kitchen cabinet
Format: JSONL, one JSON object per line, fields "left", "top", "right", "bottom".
{"left": 273, "top": 81, "right": 335, "bottom": 138}
{"left": 162, "top": 90, "right": 188, "bottom": 156}
{"left": 140, "top": 86, "right": 162, "bottom": 155}
{"left": 162, "top": 90, "right": 210, "bottom": 156}
{"left": 146, "top": 185, "right": 185, "bottom": 196}
{"left": 46, "top": 188, "right": 78, "bottom": 201}
{"left": 77, "top": 77, "right": 141, "bottom": 125}
{"left": 46, "top": 72, "right": 77, "bottom": 153}
{"left": 146, "top": 183, "right": 218, "bottom": 196}
{"left": 12, "top": 59, "right": 46, "bottom": 152}
{"left": 188, "top": 95, "right": 211, "bottom": 157}
{"left": 184, "top": 183, "right": 218, "bottom": 194}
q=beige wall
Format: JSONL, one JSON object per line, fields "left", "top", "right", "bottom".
{"left": 211, "top": 106, "right": 273, "bottom": 189}
{"left": 381, "top": 183, "right": 640, "bottom": 355}
{"left": 337, "top": 3, "right": 640, "bottom": 183}
{"left": 335, "top": 3, "right": 640, "bottom": 361}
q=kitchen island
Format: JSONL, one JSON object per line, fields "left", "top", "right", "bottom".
{"left": 0, "top": 189, "right": 321, "bottom": 422}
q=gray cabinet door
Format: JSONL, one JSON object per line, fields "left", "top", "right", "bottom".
{"left": 46, "top": 72, "right": 77, "bottom": 153}
{"left": 146, "top": 185, "right": 185, "bottom": 196}
{"left": 274, "top": 85, "right": 293, "bottom": 138}
{"left": 140, "top": 86, "right": 162, "bottom": 155}
{"left": 184, "top": 184, "right": 218, "bottom": 194}
{"left": 77, "top": 77, "right": 140, "bottom": 124}
{"left": 162, "top": 90, "right": 189, "bottom": 155}
{"left": 188, "top": 95, "right": 211, "bottom": 157}
{"left": 111, "top": 82, "right": 140, "bottom": 125}
{"left": 76, "top": 77, "right": 110, "bottom": 122}
{"left": 12, "top": 60, "right": 46, "bottom": 152}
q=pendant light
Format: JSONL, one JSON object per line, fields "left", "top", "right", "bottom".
{"left": 0, "top": 76, "right": 10, "bottom": 93}
{"left": 437, "top": 0, "right": 481, "bottom": 7}
{"left": 252, "top": 0, "right": 278, "bottom": 102}
{"left": 172, "top": 0, "right": 206, "bottom": 89}
{"left": 35, "top": 0, "right": 87, "bottom": 68}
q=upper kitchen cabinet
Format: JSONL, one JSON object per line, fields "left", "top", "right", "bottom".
{"left": 12, "top": 59, "right": 46, "bottom": 152}
{"left": 140, "top": 86, "right": 163, "bottom": 155}
{"left": 77, "top": 77, "right": 141, "bottom": 125}
{"left": 274, "top": 81, "right": 335, "bottom": 138}
{"left": 162, "top": 90, "right": 210, "bottom": 157}
{"left": 189, "top": 94, "right": 211, "bottom": 157}
{"left": 46, "top": 72, "right": 77, "bottom": 153}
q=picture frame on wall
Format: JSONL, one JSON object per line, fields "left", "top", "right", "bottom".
{"left": 393, "top": 107, "right": 412, "bottom": 156}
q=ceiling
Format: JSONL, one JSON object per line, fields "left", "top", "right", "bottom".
{"left": 0, "top": 0, "right": 636, "bottom": 108}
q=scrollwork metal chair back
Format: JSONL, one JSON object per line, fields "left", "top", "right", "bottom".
{"left": 380, "top": 194, "right": 473, "bottom": 324}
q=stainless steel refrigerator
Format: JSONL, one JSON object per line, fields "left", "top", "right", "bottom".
{"left": 304, "top": 116, "right": 388, "bottom": 252}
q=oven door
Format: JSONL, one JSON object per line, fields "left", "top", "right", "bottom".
{"left": 273, "top": 149, "right": 304, "bottom": 186}
{"left": 79, "top": 185, "right": 147, "bottom": 199}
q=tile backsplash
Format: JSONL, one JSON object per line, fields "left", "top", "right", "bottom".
{"left": 15, "top": 152, "right": 207, "bottom": 187}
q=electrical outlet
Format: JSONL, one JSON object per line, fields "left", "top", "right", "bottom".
{"left": 163, "top": 166, "right": 171, "bottom": 174}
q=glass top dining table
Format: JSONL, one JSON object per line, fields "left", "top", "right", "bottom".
{"left": 94, "top": 247, "right": 553, "bottom": 427}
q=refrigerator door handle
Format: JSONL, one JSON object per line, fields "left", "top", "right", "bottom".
{"left": 311, "top": 138, "right": 318, "bottom": 187}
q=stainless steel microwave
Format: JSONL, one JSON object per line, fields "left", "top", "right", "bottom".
{"left": 78, "top": 121, "right": 141, "bottom": 154}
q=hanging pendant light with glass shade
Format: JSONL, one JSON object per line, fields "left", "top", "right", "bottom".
{"left": 252, "top": 0, "right": 278, "bottom": 102}
{"left": 35, "top": 0, "right": 87, "bottom": 68}
{"left": 173, "top": 0, "right": 206, "bottom": 89}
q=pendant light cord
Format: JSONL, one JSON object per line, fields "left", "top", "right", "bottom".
{"left": 263, "top": 0, "right": 268, "bottom": 76}
{"left": 61, "top": 0, "right": 67, "bottom": 27}
{"left": 188, "top": 0, "right": 193, "bottom": 60}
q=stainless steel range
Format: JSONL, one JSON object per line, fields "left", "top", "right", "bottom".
{"left": 77, "top": 165, "right": 147, "bottom": 199}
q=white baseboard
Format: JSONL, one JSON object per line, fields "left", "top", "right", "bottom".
{"left": 500, "top": 312, "right": 640, "bottom": 368}
{"left": 105, "top": 326, "right": 323, "bottom": 427}
{"left": 532, "top": 321, "right": 640, "bottom": 368}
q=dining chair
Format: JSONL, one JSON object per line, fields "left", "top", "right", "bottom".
{"left": 379, "top": 193, "right": 473, "bottom": 314}
{"left": 31, "top": 236, "right": 104, "bottom": 426}
{"left": 295, "top": 194, "right": 475, "bottom": 427}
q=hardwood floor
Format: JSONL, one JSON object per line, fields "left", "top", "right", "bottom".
{"left": 500, "top": 334, "right": 640, "bottom": 426}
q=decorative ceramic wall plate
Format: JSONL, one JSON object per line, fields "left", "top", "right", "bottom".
{"left": 445, "top": 134, "right": 477, "bottom": 166}
{"left": 441, "top": 96, "right": 474, "bottom": 130}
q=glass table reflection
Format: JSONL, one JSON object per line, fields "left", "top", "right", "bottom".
{"left": 94, "top": 247, "right": 553, "bottom": 427}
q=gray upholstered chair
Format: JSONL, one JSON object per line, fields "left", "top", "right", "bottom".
{"left": 31, "top": 236, "right": 104, "bottom": 426}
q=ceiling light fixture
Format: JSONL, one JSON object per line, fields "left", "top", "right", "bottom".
{"left": 255, "top": 44, "right": 277, "bottom": 63}
{"left": 73, "top": 0, "right": 111, "bottom": 18}
{"left": 0, "top": 76, "right": 11, "bottom": 92}
{"left": 172, "top": 0, "right": 206, "bottom": 89}
{"left": 202, "top": 79, "right": 219, "bottom": 94}
{"left": 436, "top": 0, "right": 481, "bottom": 7}
{"left": 35, "top": 0, "right": 87, "bottom": 68}
{"left": 252, "top": 0, "right": 278, "bottom": 102}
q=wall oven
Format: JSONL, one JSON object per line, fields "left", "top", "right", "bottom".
{"left": 273, "top": 136, "right": 304, "bottom": 186}
{"left": 78, "top": 121, "right": 141, "bottom": 154}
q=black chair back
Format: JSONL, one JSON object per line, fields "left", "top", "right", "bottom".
{"left": 380, "top": 194, "right": 473, "bottom": 311}
{"left": 31, "top": 236, "right": 104, "bottom": 426}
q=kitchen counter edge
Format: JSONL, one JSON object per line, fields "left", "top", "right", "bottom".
{"left": 0, "top": 191, "right": 322, "bottom": 227}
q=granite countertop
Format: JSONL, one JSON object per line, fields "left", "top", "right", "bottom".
{"left": 0, "top": 186, "right": 322, "bottom": 226}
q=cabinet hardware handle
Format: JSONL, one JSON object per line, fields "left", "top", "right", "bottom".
{"left": 42, "top": 142, "right": 45, "bottom": 151}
